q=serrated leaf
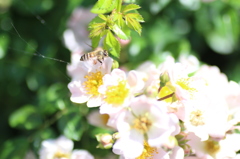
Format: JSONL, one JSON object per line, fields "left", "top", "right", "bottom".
{"left": 125, "top": 15, "right": 142, "bottom": 35}
{"left": 89, "top": 16, "right": 105, "bottom": 26}
{"left": 91, "top": 0, "right": 117, "bottom": 14}
{"left": 9, "top": 105, "right": 42, "bottom": 130}
{"left": 112, "top": 12, "right": 131, "bottom": 39}
{"left": 122, "top": 4, "right": 141, "bottom": 13}
{"left": 126, "top": 13, "right": 144, "bottom": 22}
{"left": 58, "top": 108, "right": 84, "bottom": 141}
{"left": 98, "top": 14, "right": 107, "bottom": 21}
{"left": 104, "top": 30, "right": 120, "bottom": 58}
{"left": 89, "top": 23, "right": 106, "bottom": 38}
{"left": 112, "top": 24, "right": 129, "bottom": 40}
{"left": 89, "top": 16, "right": 107, "bottom": 38}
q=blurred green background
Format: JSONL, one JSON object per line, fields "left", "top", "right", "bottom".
{"left": 0, "top": 0, "right": 240, "bottom": 158}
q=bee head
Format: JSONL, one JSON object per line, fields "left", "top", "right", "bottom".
{"left": 103, "top": 50, "right": 108, "bottom": 57}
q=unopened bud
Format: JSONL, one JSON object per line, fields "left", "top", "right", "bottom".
{"left": 112, "top": 60, "right": 119, "bottom": 69}
{"left": 159, "top": 71, "right": 170, "bottom": 87}
{"left": 112, "top": 132, "right": 120, "bottom": 141}
{"left": 96, "top": 133, "right": 113, "bottom": 149}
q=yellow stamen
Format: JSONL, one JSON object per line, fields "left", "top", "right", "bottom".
{"left": 104, "top": 80, "right": 129, "bottom": 105}
{"left": 53, "top": 151, "right": 70, "bottom": 159}
{"left": 203, "top": 139, "right": 220, "bottom": 158}
{"left": 132, "top": 114, "right": 152, "bottom": 134}
{"left": 137, "top": 141, "right": 158, "bottom": 159}
{"left": 82, "top": 71, "right": 103, "bottom": 96}
{"left": 189, "top": 110, "right": 205, "bottom": 126}
{"left": 176, "top": 78, "right": 197, "bottom": 98}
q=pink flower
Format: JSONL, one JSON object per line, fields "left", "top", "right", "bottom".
{"left": 68, "top": 57, "right": 112, "bottom": 107}
{"left": 98, "top": 69, "right": 144, "bottom": 114}
{"left": 112, "top": 96, "right": 180, "bottom": 158}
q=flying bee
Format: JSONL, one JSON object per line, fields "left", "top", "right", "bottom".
{"left": 80, "top": 49, "right": 109, "bottom": 65}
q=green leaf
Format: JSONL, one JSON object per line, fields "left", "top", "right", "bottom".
{"left": 98, "top": 14, "right": 107, "bottom": 21}
{"left": 122, "top": 4, "right": 141, "bottom": 13}
{"left": 111, "top": 24, "right": 129, "bottom": 40}
{"left": 0, "top": 34, "right": 9, "bottom": 59}
{"left": 58, "top": 108, "right": 84, "bottom": 141}
{"left": 112, "top": 12, "right": 131, "bottom": 39}
{"left": 91, "top": 36, "right": 101, "bottom": 49}
{"left": 89, "top": 16, "right": 107, "bottom": 38}
{"left": 104, "top": 30, "right": 120, "bottom": 58}
{"left": 89, "top": 23, "right": 107, "bottom": 38}
{"left": 125, "top": 14, "right": 142, "bottom": 35}
{"left": 9, "top": 105, "right": 42, "bottom": 130}
{"left": 126, "top": 13, "right": 144, "bottom": 22}
{"left": 0, "top": 137, "right": 29, "bottom": 159}
{"left": 91, "top": 0, "right": 117, "bottom": 14}
{"left": 89, "top": 15, "right": 105, "bottom": 26}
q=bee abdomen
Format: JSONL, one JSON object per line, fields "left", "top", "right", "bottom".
{"left": 80, "top": 54, "right": 87, "bottom": 61}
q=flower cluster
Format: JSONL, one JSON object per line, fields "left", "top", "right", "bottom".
{"left": 67, "top": 54, "right": 240, "bottom": 159}
{"left": 39, "top": 136, "right": 94, "bottom": 159}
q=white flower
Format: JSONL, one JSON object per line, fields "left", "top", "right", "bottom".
{"left": 183, "top": 93, "right": 229, "bottom": 141}
{"left": 98, "top": 69, "right": 144, "bottom": 114}
{"left": 136, "top": 61, "right": 161, "bottom": 97}
{"left": 39, "top": 136, "right": 74, "bottom": 159}
{"left": 39, "top": 136, "right": 94, "bottom": 159}
{"left": 118, "top": 143, "right": 171, "bottom": 159}
{"left": 71, "top": 150, "right": 94, "bottom": 159}
{"left": 179, "top": 54, "right": 200, "bottom": 74}
{"left": 68, "top": 57, "right": 113, "bottom": 107}
{"left": 112, "top": 96, "right": 180, "bottom": 158}
{"left": 187, "top": 132, "right": 240, "bottom": 159}
{"left": 158, "top": 57, "right": 203, "bottom": 103}
{"left": 226, "top": 81, "right": 240, "bottom": 130}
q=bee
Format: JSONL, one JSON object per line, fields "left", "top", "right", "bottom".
{"left": 80, "top": 49, "right": 109, "bottom": 65}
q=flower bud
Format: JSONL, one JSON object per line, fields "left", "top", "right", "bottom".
{"left": 96, "top": 133, "right": 114, "bottom": 149}
{"left": 112, "top": 60, "right": 119, "bottom": 69}
{"left": 159, "top": 71, "right": 170, "bottom": 87}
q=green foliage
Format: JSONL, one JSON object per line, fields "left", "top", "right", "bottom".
{"left": 9, "top": 105, "right": 42, "bottom": 130}
{"left": 0, "top": 138, "right": 29, "bottom": 159}
{"left": 91, "top": 0, "right": 118, "bottom": 14}
{"left": 89, "top": 0, "right": 144, "bottom": 58}
{"left": 104, "top": 30, "right": 121, "bottom": 58}
{"left": 57, "top": 107, "right": 85, "bottom": 141}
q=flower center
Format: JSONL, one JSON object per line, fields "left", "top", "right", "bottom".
{"left": 189, "top": 110, "right": 205, "bottom": 126}
{"left": 53, "top": 151, "right": 70, "bottom": 159}
{"left": 176, "top": 78, "right": 197, "bottom": 97}
{"left": 83, "top": 70, "right": 103, "bottom": 96}
{"left": 203, "top": 139, "right": 220, "bottom": 157}
{"left": 104, "top": 80, "right": 129, "bottom": 105}
{"left": 132, "top": 114, "right": 152, "bottom": 134}
{"left": 136, "top": 141, "right": 158, "bottom": 159}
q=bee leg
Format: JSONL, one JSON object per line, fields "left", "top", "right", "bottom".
{"left": 97, "top": 59, "right": 103, "bottom": 64}
{"left": 93, "top": 60, "right": 97, "bottom": 65}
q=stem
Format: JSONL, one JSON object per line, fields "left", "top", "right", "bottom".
{"left": 158, "top": 93, "right": 174, "bottom": 101}
{"left": 158, "top": 86, "right": 162, "bottom": 93}
{"left": 27, "top": 110, "right": 66, "bottom": 142}
{"left": 116, "top": 0, "right": 122, "bottom": 12}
